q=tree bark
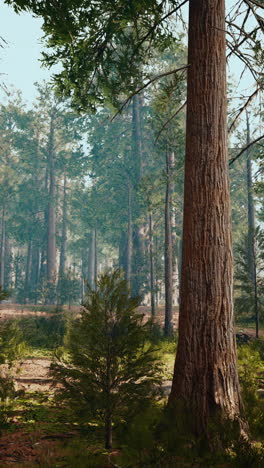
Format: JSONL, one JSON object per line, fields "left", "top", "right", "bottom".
{"left": 131, "top": 94, "right": 144, "bottom": 297}
{"left": 59, "top": 174, "right": 67, "bottom": 282}
{"left": 126, "top": 179, "right": 133, "bottom": 289}
{"left": 168, "top": 0, "right": 244, "bottom": 440}
{"left": 164, "top": 151, "right": 173, "bottom": 337}
{"left": 0, "top": 207, "right": 5, "bottom": 288}
{"left": 246, "top": 112, "right": 259, "bottom": 338}
{"left": 94, "top": 224, "right": 98, "bottom": 290}
{"left": 88, "top": 231, "right": 95, "bottom": 288}
{"left": 119, "top": 230, "right": 127, "bottom": 273}
{"left": 25, "top": 239, "right": 32, "bottom": 302}
{"left": 47, "top": 113, "right": 57, "bottom": 285}
{"left": 149, "top": 211, "right": 155, "bottom": 317}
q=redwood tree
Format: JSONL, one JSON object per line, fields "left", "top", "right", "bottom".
{"left": 168, "top": 0, "right": 244, "bottom": 439}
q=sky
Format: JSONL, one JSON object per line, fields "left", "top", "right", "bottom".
{"left": 0, "top": 1, "right": 258, "bottom": 108}
{"left": 0, "top": 2, "right": 51, "bottom": 105}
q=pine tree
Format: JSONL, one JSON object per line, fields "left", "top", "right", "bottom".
{"left": 51, "top": 269, "right": 162, "bottom": 449}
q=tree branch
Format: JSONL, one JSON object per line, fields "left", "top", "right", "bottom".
{"left": 229, "top": 134, "right": 264, "bottom": 166}
{"left": 155, "top": 100, "right": 187, "bottom": 144}
{"left": 111, "top": 65, "right": 189, "bottom": 120}
{"left": 132, "top": 0, "right": 189, "bottom": 58}
{"left": 228, "top": 87, "right": 260, "bottom": 134}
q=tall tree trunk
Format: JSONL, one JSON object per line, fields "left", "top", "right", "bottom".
{"left": 131, "top": 95, "right": 144, "bottom": 297}
{"left": 25, "top": 239, "right": 32, "bottom": 302}
{"left": 88, "top": 230, "right": 95, "bottom": 288}
{"left": 164, "top": 151, "right": 173, "bottom": 337}
{"left": 246, "top": 112, "right": 258, "bottom": 338}
{"left": 119, "top": 230, "right": 127, "bottom": 273}
{"left": 40, "top": 168, "right": 49, "bottom": 285}
{"left": 126, "top": 179, "right": 133, "bottom": 289}
{"left": 59, "top": 174, "right": 67, "bottom": 282}
{"left": 0, "top": 207, "right": 6, "bottom": 288}
{"left": 4, "top": 235, "right": 11, "bottom": 290}
{"left": 47, "top": 114, "right": 57, "bottom": 285}
{"left": 168, "top": 0, "right": 244, "bottom": 440}
{"left": 94, "top": 224, "right": 98, "bottom": 290}
{"left": 149, "top": 211, "right": 155, "bottom": 317}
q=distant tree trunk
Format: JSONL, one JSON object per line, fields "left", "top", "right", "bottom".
{"left": 14, "top": 252, "right": 20, "bottom": 291}
{"left": 30, "top": 244, "right": 40, "bottom": 302}
{"left": 131, "top": 94, "right": 144, "bottom": 297}
{"left": 88, "top": 230, "right": 95, "bottom": 288}
{"left": 164, "top": 151, "right": 173, "bottom": 337}
{"left": 0, "top": 207, "right": 6, "bottom": 288}
{"left": 119, "top": 230, "right": 127, "bottom": 273}
{"left": 47, "top": 113, "right": 57, "bottom": 286}
{"left": 40, "top": 168, "right": 49, "bottom": 285}
{"left": 126, "top": 179, "right": 133, "bottom": 288}
{"left": 149, "top": 211, "right": 155, "bottom": 317}
{"left": 4, "top": 235, "right": 11, "bottom": 290}
{"left": 168, "top": 0, "right": 244, "bottom": 441}
{"left": 59, "top": 174, "right": 67, "bottom": 282}
{"left": 25, "top": 239, "right": 32, "bottom": 302}
{"left": 246, "top": 113, "right": 259, "bottom": 338}
{"left": 94, "top": 224, "right": 98, "bottom": 290}
{"left": 170, "top": 152, "right": 179, "bottom": 307}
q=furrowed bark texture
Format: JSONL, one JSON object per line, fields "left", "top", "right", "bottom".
{"left": 169, "top": 0, "right": 243, "bottom": 435}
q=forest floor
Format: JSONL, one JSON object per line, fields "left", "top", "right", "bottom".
{"left": 0, "top": 304, "right": 263, "bottom": 466}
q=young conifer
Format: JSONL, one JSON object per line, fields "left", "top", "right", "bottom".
{"left": 51, "top": 269, "right": 162, "bottom": 449}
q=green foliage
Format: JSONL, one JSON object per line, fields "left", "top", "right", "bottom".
{"left": 234, "top": 227, "right": 264, "bottom": 321}
{"left": 18, "top": 315, "right": 66, "bottom": 350}
{"left": 0, "top": 320, "right": 26, "bottom": 365}
{"left": 51, "top": 269, "right": 162, "bottom": 445}
{"left": 237, "top": 342, "right": 264, "bottom": 439}
{"left": 57, "top": 269, "right": 80, "bottom": 306}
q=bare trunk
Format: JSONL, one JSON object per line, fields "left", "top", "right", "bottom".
{"left": 246, "top": 113, "right": 258, "bottom": 338}
{"left": 94, "top": 224, "right": 98, "bottom": 290}
{"left": 131, "top": 95, "right": 144, "bottom": 297}
{"left": 168, "top": 0, "right": 244, "bottom": 440}
{"left": 0, "top": 207, "right": 5, "bottom": 288}
{"left": 149, "top": 211, "right": 155, "bottom": 317}
{"left": 164, "top": 151, "right": 173, "bottom": 337}
{"left": 47, "top": 114, "right": 56, "bottom": 285}
{"left": 59, "top": 174, "right": 67, "bottom": 282}
{"left": 126, "top": 180, "right": 133, "bottom": 288}
{"left": 88, "top": 231, "right": 95, "bottom": 288}
{"left": 30, "top": 244, "right": 40, "bottom": 301}
{"left": 25, "top": 239, "right": 32, "bottom": 302}
{"left": 119, "top": 231, "right": 127, "bottom": 273}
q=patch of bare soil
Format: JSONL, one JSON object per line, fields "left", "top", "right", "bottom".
{"left": 0, "top": 430, "right": 76, "bottom": 466}
{"left": 14, "top": 358, "right": 53, "bottom": 392}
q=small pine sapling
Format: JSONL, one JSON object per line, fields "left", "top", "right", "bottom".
{"left": 51, "top": 269, "right": 162, "bottom": 449}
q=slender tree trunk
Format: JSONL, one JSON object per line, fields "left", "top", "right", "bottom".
{"left": 4, "top": 235, "right": 11, "bottom": 290}
{"left": 126, "top": 179, "right": 133, "bottom": 289}
{"left": 15, "top": 252, "right": 20, "bottom": 291}
{"left": 47, "top": 114, "right": 57, "bottom": 285}
{"left": 168, "top": 0, "right": 244, "bottom": 440}
{"left": 30, "top": 244, "right": 40, "bottom": 303}
{"left": 119, "top": 230, "right": 127, "bottom": 273}
{"left": 164, "top": 151, "right": 173, "bottom": 337}
{"left": 246, "top": 113, "right": 259, "bottom": 338}
{"left": 94, "top": 224, "right": 98, "bottom": 290}
{"left": 25, "top": 239, "right": 32, "bottom": 302}
{"left": 88, "top": 231, "right": 95, "bottom": 288}
{"left": 0, "top": 207, "right": 6, "bottom": 288}
{"left": 59, "top": 174, "right": 67, "bottom": 282}
{"left": 149, "top": 211, "right": 155, "bottom": 317}
{"left": 131, "top": 95, "right": 144, "bottom": 297}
